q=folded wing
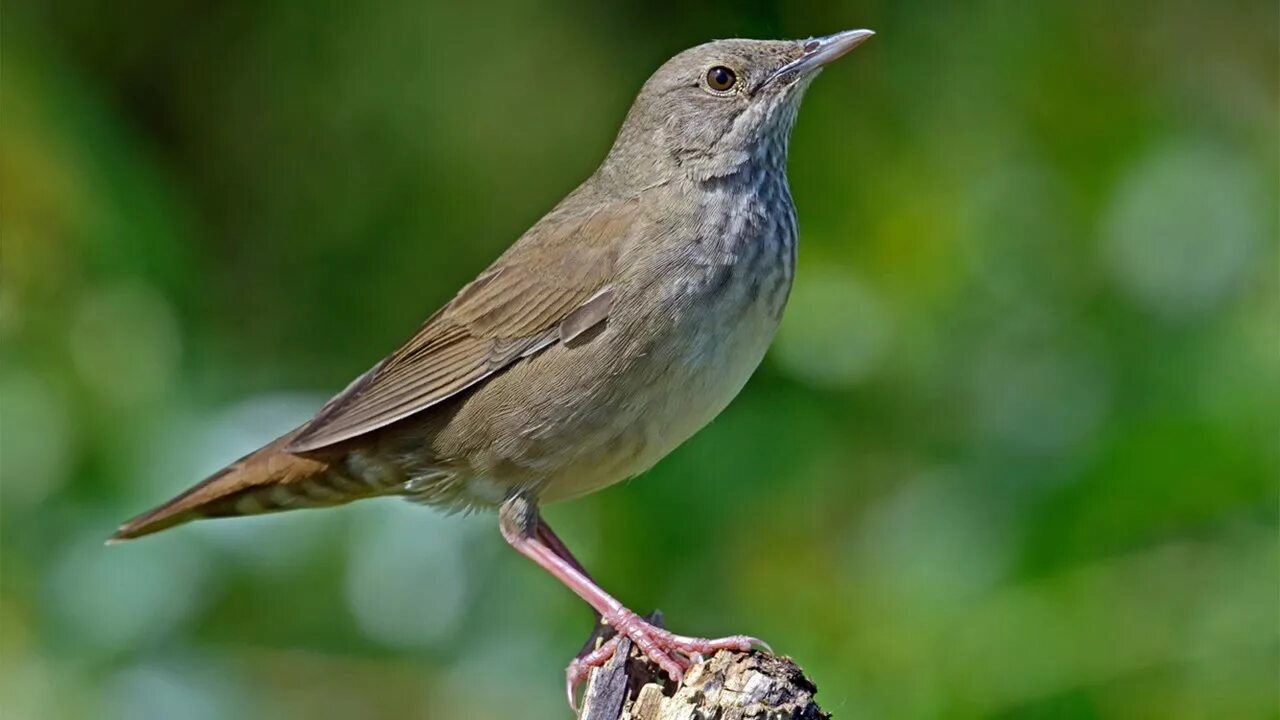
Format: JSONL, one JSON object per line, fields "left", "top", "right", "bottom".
{"left": 287, "top": 197, "right": 636, "bottom": 453}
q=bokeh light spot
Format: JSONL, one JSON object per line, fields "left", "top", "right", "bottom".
{"left": 344, "top": 502, "right": 473, "bottom": 649}
{"left": 48, "top": 530, "right": 213, "bottom": 655}
{"left": 68, "top": 282, "right": 181, "bottom": 405}
{"left": 1103, "top": 142, "right": 1264, "bottom": 320}
{"left": 0, "top": 369, "right": 74, "bottom": 508}
{"left": 774, "top": 269, "right": 893, "bottom": 388}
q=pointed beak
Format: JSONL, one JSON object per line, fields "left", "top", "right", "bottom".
{"left": 765, "top": 29, "right": 875, "bottom": 87}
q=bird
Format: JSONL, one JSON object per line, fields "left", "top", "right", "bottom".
{"left": 113, "top": 29, "right": 875, "bottom": 705}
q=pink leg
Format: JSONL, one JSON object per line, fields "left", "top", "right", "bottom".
{"left": 499, "top": 495, "right": 767, "bottom": 708}
{"left": 536, "top": 516, "right": 593, "bottom": 580}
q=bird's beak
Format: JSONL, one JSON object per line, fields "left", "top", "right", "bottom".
{"left": 765, "top": 29, "right": 875, "bottom": 87}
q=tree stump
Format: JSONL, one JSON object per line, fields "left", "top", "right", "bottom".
{"left": 576, "top": 619, "right": 827, "bottom": 720}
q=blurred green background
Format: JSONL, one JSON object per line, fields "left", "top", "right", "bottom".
{"left": 3, "top": 1, "right": 1277, "bottom": 718}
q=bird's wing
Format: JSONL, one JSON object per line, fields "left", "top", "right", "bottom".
{"left": 286, "top": 197, "right": 635, "bottom": 453}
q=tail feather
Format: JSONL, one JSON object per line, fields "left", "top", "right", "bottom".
{"left": 111, "top": 432, "right": 367, "bottom": 541}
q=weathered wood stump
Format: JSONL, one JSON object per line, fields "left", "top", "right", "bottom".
{"left": 576, "top": 619, "right": 827, "bottom": 720}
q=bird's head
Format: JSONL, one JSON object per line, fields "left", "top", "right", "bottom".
{"left": 604, "top": 30, "right": 874, "bottom": 183}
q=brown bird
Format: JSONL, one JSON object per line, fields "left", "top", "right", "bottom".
{"left": 113, "top": 29, "right": 874, "bottom": 704}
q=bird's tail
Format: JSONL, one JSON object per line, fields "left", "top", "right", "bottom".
{"left": 110, "top": 431, "right": 383, "bottom": 541}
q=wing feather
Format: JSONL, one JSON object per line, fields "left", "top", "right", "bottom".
{"left": 286, "top": 196, "right": 634, "bottom": 452}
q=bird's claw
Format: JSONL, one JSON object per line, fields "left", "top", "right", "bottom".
{"left": 566, "top": 634, "right": 623, "bottom": 710}
{"left": 565, "top": 611, "right": 765, "bottom": 710}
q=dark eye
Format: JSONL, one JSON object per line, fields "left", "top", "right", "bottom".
{"left": 706, "top": 66, "right": 737, "bottom": 92}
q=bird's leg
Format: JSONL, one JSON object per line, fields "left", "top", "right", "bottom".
{"left": 535, "top": 515, "right": 592, "bottom": 579}
{"left": 537, "top": 515, "right": 627, "bottom": 680}
{"left": 498, "top": 493, "right": 766, "bottom": 708}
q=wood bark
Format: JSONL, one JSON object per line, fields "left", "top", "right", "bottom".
{"left": 576, "top": 629, "right": 827, "bottom": 720}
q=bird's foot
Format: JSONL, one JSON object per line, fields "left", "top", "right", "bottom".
{"left": 565, "top": 609, "right": 768, "bottom": 708}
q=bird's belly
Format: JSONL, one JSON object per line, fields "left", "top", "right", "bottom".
{"left": 407, "top": 282, "right": 786, "bottom": 510}
{"left": 535, "top": 267, "right": 791, "bottom": 503}
{"left": 428, "top": 181, "right": 798, "bottom": 509}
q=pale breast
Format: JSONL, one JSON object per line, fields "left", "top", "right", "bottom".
{"left": 420, "top": 169, "right": 798, "bottom": 508}
{"left": 535, "top": 173, "right": 797, "bottom": 502}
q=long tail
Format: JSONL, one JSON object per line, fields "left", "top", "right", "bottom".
{"left": 111, "top": 431, "right": 387, "bottom": 541}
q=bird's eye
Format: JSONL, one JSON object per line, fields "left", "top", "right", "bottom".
{"left": 705, "top": 66, "right": 737, "bottom": 92}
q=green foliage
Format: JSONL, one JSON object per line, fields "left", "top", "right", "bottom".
{"left": 2, "top": 1, "right": 1276, "bottom": 718}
